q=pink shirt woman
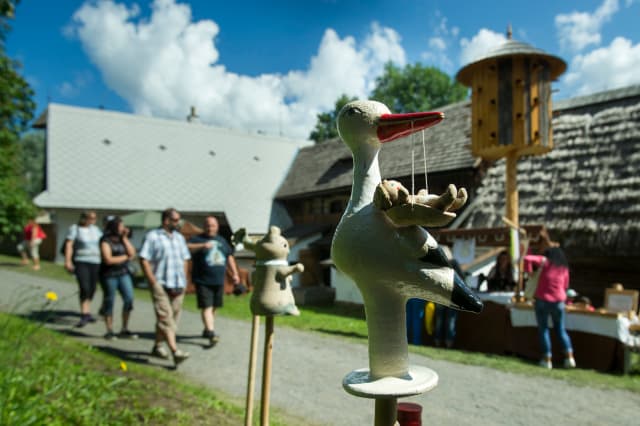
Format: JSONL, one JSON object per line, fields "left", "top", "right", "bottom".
{"left": 524, "top": 254, "right": 570, "bottom": 302}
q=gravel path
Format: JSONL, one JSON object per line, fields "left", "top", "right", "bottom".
{"left": 1, "top": 268, "right": 638, "bottom": 426}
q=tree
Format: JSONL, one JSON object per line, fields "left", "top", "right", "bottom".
{"left": 370, "top": 62, "right": 467, "bottom": 113}
{"left": 309, "top": 94, "right": 357, "bottom": 143}
{"left": 20, "top": 131, "right": 45, "bottom": 197}
{"left": 0, "top": 0, "right": 37, "bottom": 241}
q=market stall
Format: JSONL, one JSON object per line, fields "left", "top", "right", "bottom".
{"left": 450, "top": 294, "right": 640, "bottom": 372}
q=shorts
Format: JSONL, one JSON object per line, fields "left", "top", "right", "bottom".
{"left": 150, "top": 284, "right": 184, "bottom": 334}
{"left": 195, "top": 284, "right": 224, "bottom": 309}
{"left": 17, "top": 239, "right": 42, "bottom": 259}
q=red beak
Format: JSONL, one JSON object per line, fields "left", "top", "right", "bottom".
{"left": 377, "top": 111, "right": 444, "bottom": 143}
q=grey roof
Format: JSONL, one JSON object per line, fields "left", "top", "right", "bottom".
{"left": 462, "top": 102, "right": 640, "bottom": 256}
{"left": 554, "top": 84, "right": 640, "bottom": 114}
{"left": 276, "top": 101, "right": 475, "bottom": 199}
{"left": 34, "top": 103, "right": 310, "bottom": 233}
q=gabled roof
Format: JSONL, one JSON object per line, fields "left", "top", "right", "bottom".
{"left": 462, "top": 101, "right": 640, "bottom": 256}
{"left": 34, "top": 103, "right": 310, "bottom": 233}
{"left": 276, "top": 100, "right": 475, "bottom": 199}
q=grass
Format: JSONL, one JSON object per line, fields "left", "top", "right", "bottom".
{"left": 0, "top": 312, "right": 248, "bottom": 425}
{"left": 2, "top": 253, "right": 640, "bottom": 397}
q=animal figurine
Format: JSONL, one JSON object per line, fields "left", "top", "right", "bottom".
{"left": 373, "top": 179, "right": 468, "bottom": 227}
{"left": 234, "top": 226, "right": 303, "bottom": 316}
{"left": 331, "top": 99, "right": 483, "bottom": 387}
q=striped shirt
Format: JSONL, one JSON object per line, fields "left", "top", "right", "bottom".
{"left": 139, "top": 228, "right": 191, "bottom": 289}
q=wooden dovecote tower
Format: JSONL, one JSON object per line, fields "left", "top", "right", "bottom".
{"left": 456, "top": 27, "right": 566, "bottom": 225}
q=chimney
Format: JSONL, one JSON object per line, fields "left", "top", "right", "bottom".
{"left": 187, "top": 106, "right": 199, "bottom": 123}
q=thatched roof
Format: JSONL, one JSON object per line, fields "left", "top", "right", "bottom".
{"left": 275, "top": 85, "right": 640, "bottom": 256}
{"left": 276, "top": 101, "right": 475, "bottom": 199}
{"left": 462, "top": 102, "right": 640, "bottom": 256}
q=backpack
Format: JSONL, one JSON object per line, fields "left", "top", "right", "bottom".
{"left": 60, "top": 225, "right": 77, "bottom": 257}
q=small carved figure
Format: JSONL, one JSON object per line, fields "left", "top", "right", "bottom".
{"left": 373, "top": 179, "right": 468, "bottom": 227}
{"left": 234, "top": 226, "right": 303, "bottom": 316}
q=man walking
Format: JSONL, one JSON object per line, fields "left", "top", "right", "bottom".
{"left": 188, "top": 216, "right": 240, "bottom": 345}
{"left": 140, "top": 208, "right": 191, "bottom": 365}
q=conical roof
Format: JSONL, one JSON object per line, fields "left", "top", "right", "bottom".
{"left": 456, "top": 37, "right": 566, "bottom": 86}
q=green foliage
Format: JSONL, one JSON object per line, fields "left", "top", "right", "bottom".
{"left": 0, "top": 1, "right": 37, "bottom": 242}
{"left": 0, "top": 0, "right": 19, "bottom": 39}
{"left": 371, "top": 62, "right": 468, "bottom": 113}
{"left": 309, "top": 63, "right": 468, "bottom": 142}
{"left": 309, "top": 94, "right": 357, "bottom": 143}
{"left": 19, "top": 132, "right": 45, "bottom": 197}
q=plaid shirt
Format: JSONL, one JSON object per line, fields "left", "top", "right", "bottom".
{"left": 139, "top": 228, "right": 191, "bottom": 289}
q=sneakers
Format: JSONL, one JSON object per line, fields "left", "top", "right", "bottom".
{"left": 104, "top": 331, "right": 118, "bottom": 340}
{"left": 210, "top": 332, "right": 220, "bottom": 345}
{"left": 119, "top": 330, "right": 139, "bottom": 339}
{"left": 539, "top": 359, "right": 552, "bottom": 369}
{"left": 86, "top": 314, "right": 97, "bottom": 323}
{"left": 75, "top": 315, "right": 90, "bottom": 328}
{"left": 172, "top": 349, "right": 190, "bottom": 365}
{"left": 150, "top": 345, "right": 170, "bottom": 360}
{"left": 564, "top": 357, "right": 576, "bottom": 368}
{"left": 203, "top": 329, "right": 220, "bottom": 345}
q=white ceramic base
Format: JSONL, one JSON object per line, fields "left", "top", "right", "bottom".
{"left": 343, "top": 365, "right": 438, "bottom": 399}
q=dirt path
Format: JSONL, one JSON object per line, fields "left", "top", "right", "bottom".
{"left": 1, "top": 268, "right": 638, "bottom": 425}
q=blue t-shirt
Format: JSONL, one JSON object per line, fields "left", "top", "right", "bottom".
{"left": 189, "top": 234, "right": 233, "bottom": 286}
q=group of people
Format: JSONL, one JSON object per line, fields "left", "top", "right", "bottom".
{"left": 63, "top": 208, "right": 240, "bottom": 367}
{"left": 430, "top": 230, "right": 577, "bottom": 370}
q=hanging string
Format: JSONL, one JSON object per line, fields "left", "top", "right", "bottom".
{"left": 422, "top": 129, "right": 429, "bottom": 194}
{"left": 410, "top": 122, "right": 415, "bottom": 206}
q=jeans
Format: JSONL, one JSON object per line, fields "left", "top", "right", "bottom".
{"left": 100, "top": 273, "right": 134, "bottom": 316}
{"left": 534, "top": 299, "right": 573, "bottom": 358}
{"left": 406, "top": 299, "right": 425, "bottom": 345}
{"left": 434, "top": 305, "right": 458, "bottom": 345}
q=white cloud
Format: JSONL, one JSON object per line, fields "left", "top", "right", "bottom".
{"left": 562, "top": 37, "right": 640, "bottom": 95}
{"left": 428, "top": 37, "right": 446, "bottom": 51}
{"left": 555, "top": 0, "right": 619, "bottom": 53}
{"left": 68, "top": 0, "right": 406, "bottom": 140}
{"left": 459, "top": 29, "right": 506, "bottom": 66}
{"left": 57, "top": 70, "right": 94, "bottom": 98}
{"left": 420, "top": 11, "right": 458, "bottom": 72}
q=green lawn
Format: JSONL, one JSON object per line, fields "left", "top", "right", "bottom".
{"left": 0, "top": 312, "right": 267, "bottom": 425}
{"left": 2, "top": 253, "right": 640, "bottom": 396}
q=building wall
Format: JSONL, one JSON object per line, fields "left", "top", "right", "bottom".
{"left": 331, "top": 267, "right": 363, "bottom": 304}
{"left": 568, "top": 256, "right": 640, "bottom": 307}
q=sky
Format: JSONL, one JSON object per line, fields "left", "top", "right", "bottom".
{"left": 5, "top": 0, "right": 640, "bottom": 140}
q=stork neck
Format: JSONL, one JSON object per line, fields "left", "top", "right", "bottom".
{"left": 349, "top": 146, "right": 381, "bottom": 213}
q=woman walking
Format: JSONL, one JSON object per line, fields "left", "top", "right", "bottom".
{"left": 525, "top": 236, "right": 576, "bottom": 370}
{"left": 64, "top": 211, "right": 102, "bottom": 327}
{"left": 99, "top": 216, "right": 137, "bottom": 340}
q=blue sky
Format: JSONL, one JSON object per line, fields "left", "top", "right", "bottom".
{"left": 6, "top": 0, "right": 640, "bottom": 139}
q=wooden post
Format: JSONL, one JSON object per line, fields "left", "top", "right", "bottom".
{"left": 375, "top": 398, "right": 398, "bottom": 426}
{"left": 260, "top": 316, "right": 275, "bottom": 426}
{"left": 505, "top": 151, "right": 519, "bottom": 226}
{"left": 244, "top": 315, "right": 261, "bottom": 426}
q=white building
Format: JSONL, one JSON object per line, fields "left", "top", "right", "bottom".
{"left": 33, "top": 103, "right": 310, "bottom": 260}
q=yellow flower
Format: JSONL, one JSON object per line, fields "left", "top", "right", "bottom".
{"left": 120, "top": 361, "right": 128, "bottom": 372}
{"left": 45, "top": 291, "right": 58, "bottom": 301}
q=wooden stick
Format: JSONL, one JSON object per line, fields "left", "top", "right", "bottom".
{"left": 244, "top": 315, "right": 260, "bottom": 426}
{"left": 260, "top": 315, "right": 275, "bottom": 426}
{"left": 374, "top": 398, "right": 398, "bottom": 426}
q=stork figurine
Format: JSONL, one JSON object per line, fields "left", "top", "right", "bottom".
{"left": 331, "top": 100, "right": 483, "bottom": 426}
